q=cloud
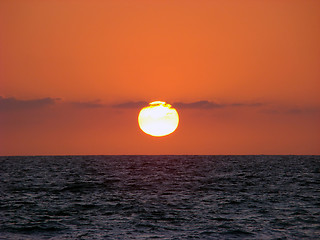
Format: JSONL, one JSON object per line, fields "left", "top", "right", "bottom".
{"left": 70, "top": 100, "right": 106, "bottom": 108}
{"left": 111, "top": 100, "right": 223, "bottom": 109}
{"left": 174, "top": 100, "right": 265, "bottom": 109}
{"left": 111, "top": 100, "right": 266, "bottom": 110}
{"left": 285, "top": 107, "right": 320, "bottom": 114}
{"left": 6, "top": 97, "right": 316, "bottom": 116}
{"left": 0, "top": 96, "right": 58, "bottom": 111}
{"left": 0, "top": 97, "right": 109, "bottom": 111}
{"left": 264, "top": 106, "right": 320, "bottom": 115}
{"left": 112, "top": 101, "right": 148, "bottom": 109}
{"left": 229, "top": 102, "right": 264, "bottom": 107}
{"left": 174, "top": 100, "right": 224, "bottom": 109}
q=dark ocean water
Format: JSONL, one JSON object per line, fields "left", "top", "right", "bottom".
{"left": 0, "top": 155, "right": 319, "bottom": 239}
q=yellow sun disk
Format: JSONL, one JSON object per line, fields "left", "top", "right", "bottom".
{"left": 138, "top": 101, "right": 179, "bottom": 137}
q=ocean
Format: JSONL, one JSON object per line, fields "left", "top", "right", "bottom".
{"left": 0, "top": 155, "right": 319, "bottom": 239}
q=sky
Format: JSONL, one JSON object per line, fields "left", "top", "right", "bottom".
{"left": 1, "top": 0, "right": 319, "bottom": 155}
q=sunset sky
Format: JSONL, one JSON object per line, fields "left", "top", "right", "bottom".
{"left": 1, "top": 0, "right": 319, "bottom": 155}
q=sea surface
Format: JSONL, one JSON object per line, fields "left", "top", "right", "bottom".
{"left": 0, "top": 155, "right": 319, "bottom": 239}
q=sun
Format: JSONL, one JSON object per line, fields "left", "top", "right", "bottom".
{"left": 138, "top": 101, "right": 179, "bottom": 137}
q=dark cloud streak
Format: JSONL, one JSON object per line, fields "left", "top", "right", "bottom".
{"left": 3, "top": 97, "right": 317, "bottom": 116}
{"left": 229, "top": 102, "right": 264, "bottom": 107}
{"left": 174, "top": 101, "right": 265, "bottom": 109}
{"left": 111, "top": 100, "right": 266, "bottom": 109}
{"left": 112, "top": 101, "right": 148, "bottom": 109}
{"left": 0, "top": 96, "right": 57, "bottom": 111}
{"left": 174, "top": 100, "right": 224, "bottom": 109}
{"left": 70, "top": 100, "right": 106, "bottom": 108}
{"left": 263, "top": 107, "right": 320, "bottom": 115}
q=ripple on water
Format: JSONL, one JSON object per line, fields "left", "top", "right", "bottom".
{"left": 0, "top": 155, "right": 319, "bottom": 239}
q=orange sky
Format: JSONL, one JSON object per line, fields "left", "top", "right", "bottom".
{"left": 1, "top": 0, "right": 319, "bottom": 155}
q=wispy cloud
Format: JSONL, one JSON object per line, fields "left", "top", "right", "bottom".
{"left": 0, "top": 97, "right": 109, "bottom": 111}
{"left": 111, "top": 100, "right": 266, "bottom": 109}
{"left": 263, "top": 106, "right": 320, "bottom": 115}
{"left": 229, "top": 102, "right": 264, "bottom": 107}
{"left": 0, "top": 96, "right": 58, "bottom": 111}
{"left": 174, "top": 100, "right": 223, "bottom": 109}
{"left": 286, "top": 107, "right": 320, "bottom": 115}
{"left": 112, "top": 101, "right": 148, "bottom": 109}
{"left": 3, "top": 97, "right": 317, "bottom": 116}
{"left": 174, "top": 100, "right": 265, "bottom": 109}
{"left": 69, "top": 100, "right": 106, "bottom": 108}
